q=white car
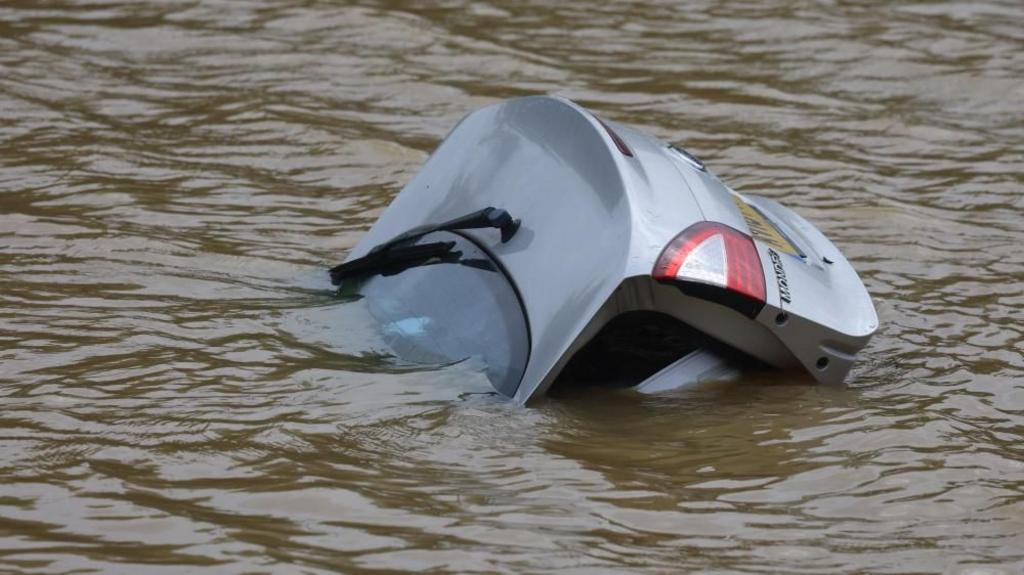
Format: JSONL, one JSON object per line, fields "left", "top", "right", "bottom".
{"left": 330, "top": 96, "right": 878, "bottom": 405}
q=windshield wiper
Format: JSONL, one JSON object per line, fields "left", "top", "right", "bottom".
{"left": 329, "top": 241, "right": 458, "bottom": 285}
{"left": 329, "top": 207, "right": 519, "bottom": 286}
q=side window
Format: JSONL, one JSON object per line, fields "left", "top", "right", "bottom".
{"left": 357, "top": 232, "right": 529, "bottom": 397}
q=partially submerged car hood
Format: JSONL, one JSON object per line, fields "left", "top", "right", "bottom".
{"left": 339, "top": 95, "right": 878, "bottom": 404}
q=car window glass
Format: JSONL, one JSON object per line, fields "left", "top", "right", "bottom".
{"left": 356, "top": 231, "right": 529, "bottom": 397}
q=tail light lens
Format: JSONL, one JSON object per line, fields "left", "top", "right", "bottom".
{"left": 653, "top": 222, "right": 766, "bottom": 317}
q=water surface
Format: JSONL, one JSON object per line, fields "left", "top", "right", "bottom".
{"left": 1, "top": 1, "right": 1023, "bottom": 573}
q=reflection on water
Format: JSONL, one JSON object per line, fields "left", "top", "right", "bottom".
{"left": 1, "top": 0, "right": 1022, "bottom": 572}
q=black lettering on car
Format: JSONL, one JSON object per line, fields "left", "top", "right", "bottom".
{"left": 768, "top": 248, "right": 792, "bottom": 305}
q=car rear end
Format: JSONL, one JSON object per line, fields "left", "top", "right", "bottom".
{"left": 602, "top": 119, "right": 879, "bottom": 388}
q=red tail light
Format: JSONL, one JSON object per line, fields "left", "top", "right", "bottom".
{"left": 653, "top": 222, "right": 766, "bottom": 315}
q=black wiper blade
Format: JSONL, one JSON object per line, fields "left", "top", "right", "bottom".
{"left": 329, "top": 241, "right": 456, "bottom": 285}
{"left": 371, "top": 207, "right": 520, "bottom": 255}
{"left": 329, "top": 206, "right": 520, "bottom": 286}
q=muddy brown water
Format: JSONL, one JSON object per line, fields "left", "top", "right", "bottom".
{"left": 1, "top": 1, "right": 1023, "bottom": 573}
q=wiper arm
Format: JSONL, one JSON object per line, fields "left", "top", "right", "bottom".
{"left": 371, "top": 206, "right": 520, "bottom": 253}
{"left": 329, "top": 241, "right": 457, "bottom": 285}
{"left": 329, "top": 206, "right": 519, "bottom": 286}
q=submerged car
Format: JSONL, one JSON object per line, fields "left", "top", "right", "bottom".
{"left": 330, "top": 95, "right": 878, "bottom": 405}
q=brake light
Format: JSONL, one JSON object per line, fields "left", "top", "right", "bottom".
{"left": 653, "top": 222, "right": 766, "bottom": 311}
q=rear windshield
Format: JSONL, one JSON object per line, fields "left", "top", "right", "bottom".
{"left": 356, "top": 231, "right": 529, "bottom": 397}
